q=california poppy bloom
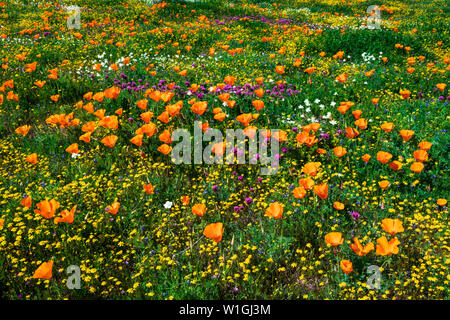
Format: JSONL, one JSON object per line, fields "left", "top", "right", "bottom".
{"left": 437, "top": 199, "right": 447, "bottom": 206}
{"left": 293, "top": 187, "right": 307, "bottom": 199}
{"left": 345, "top": 127, "right": 359, "bottom": 139}
{"left": 361, "top": 154, "right": 371, "bottom": 163}
{"left": 302, "top": 162, "right": 320, "bottom": 177}
{"left": 376, "top": 151, "right": 393, "bottom": 164}
{"left": 21, "top": 196, "right": 32, "bottom": 208}
{"left": 66, "top": 143, "right": 79, "bottom": 154}
{"left": 54, "top": 206, "right": 76, "bottom": 224}
{"left": 389, "top": 160, "right": 403, "bottom": 170}
{"left": 130, "top": 134, "right": 144, "bottom": 147}
{"left": 325, "top": 232, "right": 343, "bottom": 247}
{"left": 410, "top": 161, "right": 424, "bottom": 173}
{"left": 26, "top": 153, "right": 38, "bottom": 164}
{"left": 192, "top": 204, "right": 207, "bottom": 217}
{"left": 436, "top": 83, "right": 447, "bottom": 91}
{"left": 333, "top": 146, "right": 347, "bottom": 158}
{"left": 378, "top": 180, "right": 390, "bottom": 190}
{"left": 399, "top": 129, "right": 414, "bottom": 142}
{"left": 157, "top": 144, "right": 172, "bottom": 155}
{"left": 101, "top": 135, "right": 118, "bottom": 148}
{"left": 181, "top": 196, "right": 190, "bottom": 206}
{"left": 381, "top": 218, "right": 404, "bottom": 236}
{"left": 350, "top": 237, "right": 374, "bottom": 256}
{"left": 380, "top": 122, "right": 394, "bottom": 133}
{"left": 104, "top": 86, "right": 120, "bottom": 99}
{"left": 333, "top": 202, "right": 344, "bottom": 210}
{"left": 413, "top": 150, "right": 428, "bottom": 162}
{"left": 136, "top": 99, "right": 148, "bottom": 110}
{"left": 399, "top": 89, "right": 410, "bottom": 99}
{"left": 33, "top": 261, "right": 53, "bottom": 279}
{"left": 275, "top": 65, "right": 285, "bottom": 74}
{"left": 190, "top": 101, "right": 208, "bottom": 115}
{"left": 35, "top": 199, "right": 60, "bottom": 219}
{"left": 299, "top": 178, "right": 314, "bottom": 190}
{"left": 15, "top": 125, "right": 30, "bottom": 136}
{"left": 265, "top": 202, "right": 283, "bottom": 219}
{"left": 143, "top": 183, "right": 154, "bottom": 195}
{"left": 313, "top": 183, "right": 328, "bottom": 200}
{"left": 203, "top": 222, "right": 224, "bottom": 243}
{"left": 376, "top": 236, "right": 400, "bottom": 255}
{"left": 106, "top": 202, "right": 120, "bottom": 214}
{"left": 418, "top": 141, "right": 432, "bottom": 151}
{"left": 340, "top": 260, "right": 353, "bottom": 274}
{"left": 252, "top": 100, "right": 264, "bottom": 111}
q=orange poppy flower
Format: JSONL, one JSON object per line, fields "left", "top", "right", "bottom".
{"left": 54, "top": 206, "right": 76, "bottom": 224}
{"left": 224, "top": 76, "right": 236, "bottom": 86}
{"left": 143, "top": 183, "right": 154, "bottom": 195}
{"left": 333, "top": 202, "right": 344, "bottom": 210}
{"left": 214, "top": 112, "right": 227, "bottom": 122}
{"left": 350, "top": 237, "right": 374, "bottom": 256}
{"left": 399, "top": 89, "right": 411, "bottom": 99}
{"left": 354, "top": 118, "right": 368, "bottom": 130}
{"left": 101, "top": 135, "right": 118, "bottom": 148}
{"left": 380, "top": 122, "right": 394, "bottom": 133}
{"left": 252, "top": 100, "right": 264, "bottom": 111}
{"left": 92, "top": 92, "right": 104, "bottom": 102}
{"left": 203, "top": 222, "right": 224, "bottom": 243}
{"left": 254, "top": 88, "right": 264, "bottom": 97}
{"left": 21, "top": 196, "right": 32, "bottom": 208}
{"left": 15, "top": 125, "right": 30, "bottom": 136}
{"left": 265, "top": 202, "right": 283, "bottom": 219}
{"left": 336, "top": 73, "right": 348, "bottom": 83}
{"left": 81, "top": 121, "right": 96, "bottom": 133}
{"left": 148, "top": 90, "right": 161, "bottom": 102}
{"left": 371, "top": 98, "right": 379, "bottom": 105}
{"left": 378, "top": 180, "right": 390, "bottom": 190}
{"left": 388, "top": 161, "right": 403, "bottom": 170}
{"left": 157, "top": 111, "right": 170, "bottom": 124}
{"left": 33, "top": 261, "right": 53, "bottom": 279}
{"left": 236, "top": 113, "right": 253, "bottom": 127}
{"left": 157, "top": 144, "right": 172, "bottom": 155}
{"left": 313, "top": 183, "right": 328, "bottom": 199}
{"left": 325, "top": 232, "right": 343, "bottom": 247}
{"left": 293, "top": 187, "right": 307, "bottom": 199}
{"left": 26, "top": 153, "right": 38, "bottom": 164}
{"left": 437, "top": 199, "right": 447, "bottom": 206}
{"left": 399, "top": 129, "right": 414, "bottom": 142}
{"left": 136, "top": 99, "right": 148, "bottom": 110}
{"left": 140, "top": 111, "right": 153, "bottom": 124}
{"left": 106, "top": 202, "right": 120, "bottom": 214}
{"left": 130, "top": 134, "right": 144, "bottom": 147}
{"left": 376, "top": 236, "right": 400, "bottom": 255}
{"left": 299, "top": 178, "right": 314, "bottom": 190}
{"left": 418, "top": 141, "right": 432, "bottom": 151}
{"left": 35, "top": 199, "right": 60, "bottom": 219}
{"left": 65, "top": 143, "right": 79, "bottom": 154}
{"left": 192, "top": 204, "right": 207, "bottom": 217}
{"left": 182, "top": 196, "right": 190, "bottom": 206}
{"left": 345, "top": 127, "right": 359, "bottom": 139}
{"left": 190, "top": 101, "right": 208, "bottom": 115}
{"left": 436, "top": 83, "right": 447, "bottom": 91}
{"left": 79, "top": 132, "right": 91, "bottom": 143}
{"left": 352, "top": 109, "right": 362, "bottom": 119}
{"left": 302, "top": 162, "right": 320, "bottom": 176}
{"left": 381, "top": 218, "right": 404, "bottom": 236}
{"left": 376, "top": 151, "right": 393, "bottom": 164}
{"left": 275, "top": 65, "right": 285, "bottom": 74}
{"left": 410, "top": 162, "right": 424, "bottom": 173}
{"left": 361, "top": 154, "right": 371, "bottom": 163}
{"left": 104, "top": 86, "right": 120, "bottom": 99}
{"left": 333, "top": 146, "right": 347, "bottom": 158}
{"left": 413, "top": 150, "right": 428, "bottom": 162}
{"left": 159, "top": 130, "right": 172, "bottom": 144}
{"left": 340, "top": 260, "right": 353, "bottom": 274}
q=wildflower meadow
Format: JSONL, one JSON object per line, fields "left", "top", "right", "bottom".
{"left": 0, "top": 0, "right": 448, "bottom": 302}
